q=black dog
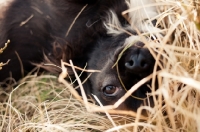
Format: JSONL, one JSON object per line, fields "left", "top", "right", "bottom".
{"left": 0, "top": 0, "right": 159, "bottom": 110}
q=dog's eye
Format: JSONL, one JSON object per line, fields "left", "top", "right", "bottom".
{"left": 103, "top": 85, "right": 119, "bottom": 97}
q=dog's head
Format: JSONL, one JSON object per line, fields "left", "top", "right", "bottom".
{"left": 85, "top": 33, "right": 156, "bottom": 111}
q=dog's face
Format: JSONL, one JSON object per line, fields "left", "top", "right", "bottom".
{"left": 86, "top": 33, "right": 155, "bottom": 110}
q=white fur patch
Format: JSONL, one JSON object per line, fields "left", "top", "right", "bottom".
{"left": 104, "top": 0, "right": 161, "bottom": 36}
{"left": 103, "top": 10, "right": 133, "bottom": 36}
{"left": 124, "top": 35, "right": 141, "bottom": 45}
{"left": 128, "top": 0, "right": 159, "bottom": 32}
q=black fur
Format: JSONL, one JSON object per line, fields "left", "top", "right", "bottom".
{"left": 0, "top": 0, "right": 155, "bottom": 111}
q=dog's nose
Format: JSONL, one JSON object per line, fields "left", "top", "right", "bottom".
{"left": 125, "top": 51, "right": 149, "bottom": 73}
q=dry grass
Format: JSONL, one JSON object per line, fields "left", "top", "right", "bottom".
{"left": 0, "top": 0, "right": 200, "bottom": 131}
{"left": 0, "top": 40, "right": 10, "bottom": 70}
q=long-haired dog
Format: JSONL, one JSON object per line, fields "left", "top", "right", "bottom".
{"left": 0, "top": 0, "right": 160, "bottom": 111}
